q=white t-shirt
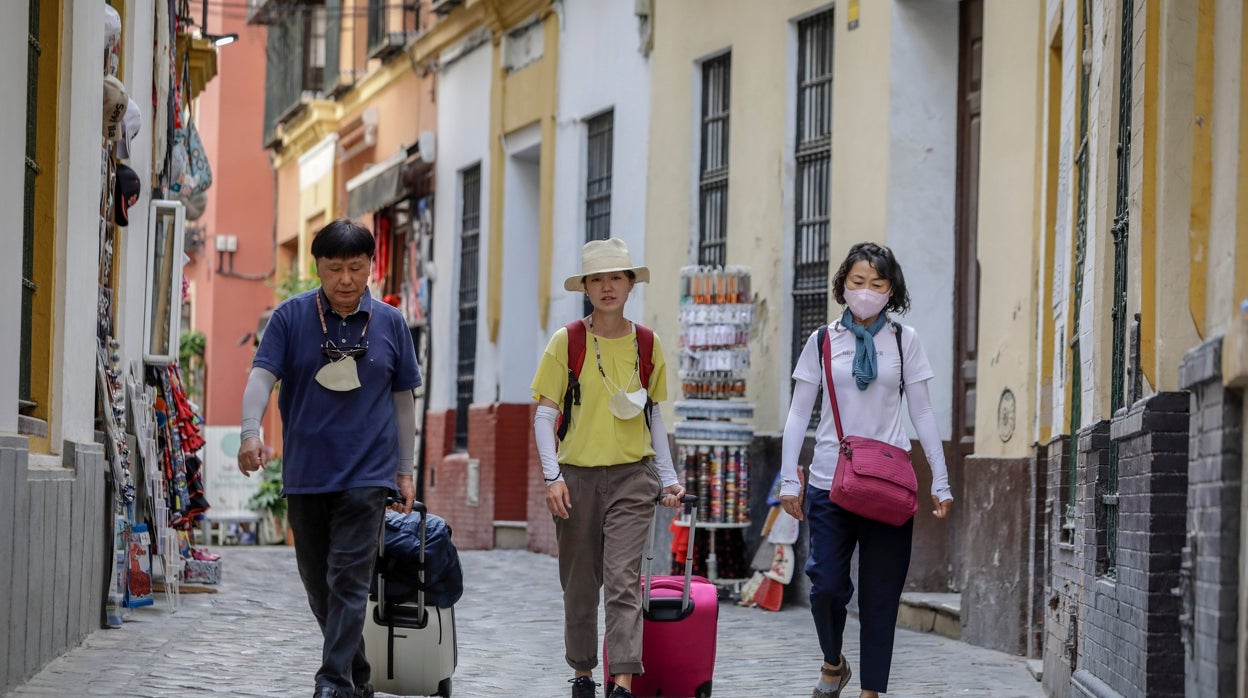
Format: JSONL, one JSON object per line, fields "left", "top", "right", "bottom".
{"left": 792, "top": 320, "right": 935, "bottom": 491}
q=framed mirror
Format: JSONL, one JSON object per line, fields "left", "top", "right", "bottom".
{"left": 143, "top": 199, "right": 186, "bottom": 364}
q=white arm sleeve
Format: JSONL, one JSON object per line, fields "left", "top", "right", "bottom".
{"left": 648, "top": 404, "right": 680, "bottom": 488}
{"left": 392, "top": 390, "right": 416, "bottom": 477}
{"left": 240, "top": 367, "right": 277, "bottom": 441}
{"left": 533, "top": 405, "right": 563, "bottom": 484}
{"left": 905, "top": 380, "right": 953, "bottom": 501}
{"left": 779, "top": 379, "right": 820, "bottom": 498}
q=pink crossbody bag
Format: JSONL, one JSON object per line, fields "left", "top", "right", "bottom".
{"left": 819, "top": 324, "right": 919, "bottom": 526}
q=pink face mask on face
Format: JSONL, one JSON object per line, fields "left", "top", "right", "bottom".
{"left": 843, "top": 288, "right": 890, "bottom": 319}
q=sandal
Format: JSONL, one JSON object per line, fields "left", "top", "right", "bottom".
{"left": 812, "top": 655, "right": 851, "bottom": 698}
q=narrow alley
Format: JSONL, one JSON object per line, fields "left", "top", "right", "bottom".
{"left": 10, "top": 547, "right": 1042, "bottom": 698}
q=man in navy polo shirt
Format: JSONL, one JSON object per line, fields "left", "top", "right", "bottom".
{"left": 237, "top": 219, "right": 421, "bottom": 698}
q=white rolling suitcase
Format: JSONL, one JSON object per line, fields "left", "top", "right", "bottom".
{"left": 362, "top": 501, "right": 457, "bottom": 697}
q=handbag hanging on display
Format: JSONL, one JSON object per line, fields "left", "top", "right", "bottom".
{"left": 820, "top": 323, "right": 919, "bottom": 526}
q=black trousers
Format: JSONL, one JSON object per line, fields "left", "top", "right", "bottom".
{"left": 287, "top": 487, "right": 389, "bottom": 694}
{"left": 805, "top": 485, "right": 913, "bottom": 693}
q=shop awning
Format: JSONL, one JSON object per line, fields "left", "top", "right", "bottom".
{"left": 346, "top": 150, "right": 407, "bottom": 219}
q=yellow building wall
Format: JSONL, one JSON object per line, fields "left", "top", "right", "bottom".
{"left": 275, "top": 158, "right": 305, "bottom": 278}
{"left": 644, "top": 0, "right": 839, "bottom": 430}
{"left": 974, "top": 2, "right": 1045, "bottom": 457}
{"left": 487, "top": 9, "right": 559, "bottom": 340}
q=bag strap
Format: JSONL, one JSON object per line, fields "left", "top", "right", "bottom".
{"left": 557, "top": 319, "right": 587, "bottom": 441}
{"left": 820, "top": 327, "right": 845, "bottom": 442}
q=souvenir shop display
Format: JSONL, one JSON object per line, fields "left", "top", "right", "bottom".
{"left": 94, "top": 1, "right": 217, "bottom": 616}
{"left": 671, "top": 266, "right": 755, "bottom": 587}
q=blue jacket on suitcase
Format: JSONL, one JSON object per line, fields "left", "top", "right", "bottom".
{"left": 372, "top": 510, "right": 464, "bottom": 608}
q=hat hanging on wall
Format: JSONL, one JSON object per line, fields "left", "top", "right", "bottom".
{"left": 102, "top": 75, "right": 129, "bottom": 141}
{"left": 113, "top": 163, "right": 141, "bottom": 227}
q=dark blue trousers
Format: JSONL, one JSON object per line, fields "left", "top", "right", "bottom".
{"left": 805, "top": 485, "right": 913, "bottom": 693}
{"left": 288, "top": 487, "right": 389, "bottom": 695}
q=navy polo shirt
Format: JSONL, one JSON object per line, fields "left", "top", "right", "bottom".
{"left": 253, "top": 287, "right": 422, "bottom": 494}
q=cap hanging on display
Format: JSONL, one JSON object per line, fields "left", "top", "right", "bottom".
{"left": 116, "top": 97, "right": 142, "bottom": 159}
{"left": 113, "top": 163, "right": 141, "bottom": 226}
{"left": 102, "top": 75, "right": 129, "bottom": 141}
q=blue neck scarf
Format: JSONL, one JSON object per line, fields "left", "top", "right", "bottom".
{"left": 841, "top": 308, "right": 889, "bottom": 390}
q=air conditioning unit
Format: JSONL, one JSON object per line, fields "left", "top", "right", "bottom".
{"left": 431, "top": 0, "right": 464, "bottom": 17}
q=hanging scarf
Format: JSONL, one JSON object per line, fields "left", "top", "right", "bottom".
{"left": 841, "top": 308, "right": 889, "bottom": 390}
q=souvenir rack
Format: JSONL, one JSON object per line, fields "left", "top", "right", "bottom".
{"left": 672, "top": 266, "right": 754, "bottom": 586}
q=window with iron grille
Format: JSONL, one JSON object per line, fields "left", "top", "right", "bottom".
{"left": 698, "top": 54, "right": 731, "bottom": 267}
{"left": 586, "top": 110, "right": 614, "bottom": 243}
{"left": 584, "top": 110, "right": 614, "bottom": 315}
{"left": 791, "top": 10, "right": 834, "bottom": 381}
{"left": 455, "top": 165, "right": 481, "bottom": 450}
{"left": 19, "top": 0, "right": 40, "bottom": 411}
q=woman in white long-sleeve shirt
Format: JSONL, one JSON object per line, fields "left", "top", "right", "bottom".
{"left": 779, "top": 242, "right": 953, "bottom": 698}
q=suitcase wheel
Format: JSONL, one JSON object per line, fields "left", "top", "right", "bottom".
{"left": 436, "top": 677, "right": 452, "bottom": 697}
{"left": 696, "top": 680, "right": 712, "bottom": 698}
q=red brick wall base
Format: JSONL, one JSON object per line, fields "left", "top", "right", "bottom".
{"left": 422, "top": 403, "right": 535, "bottom": 551}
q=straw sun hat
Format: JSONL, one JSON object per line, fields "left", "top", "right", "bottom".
{"left": 563, "top": 238, "right": 651, "bottom": 292}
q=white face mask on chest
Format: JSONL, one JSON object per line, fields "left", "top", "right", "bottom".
{"left": 315, "top": 356, "right": 362, "bottom": 392}
{"left": 608, "top": 386, "right": 649, "bottom": 420}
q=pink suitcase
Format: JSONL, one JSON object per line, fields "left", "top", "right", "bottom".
{"left": 606, "top": 495, "right": 717, "bottom": 698}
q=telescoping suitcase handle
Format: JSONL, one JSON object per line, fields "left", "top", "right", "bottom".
{"left": 377, "top": 499, "right": 427, "bottom": 624}
{"left": 643, "top": 494, "right": 699, "bottom": 617}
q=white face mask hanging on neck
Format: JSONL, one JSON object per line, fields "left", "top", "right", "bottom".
{"left": 608, "top": 387, "right": 649, "bottom": 421}
{"left": 315, "top": 356, "right": 362, "bottom": 392}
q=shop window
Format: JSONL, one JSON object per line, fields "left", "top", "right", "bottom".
{"left": 791, "top": 10, "right": 833, "bottom": 379}
{"left": 697, "top": 53, "right": 731, "bottom": 267}
{"left": 455, "top": 165, "right": 481, "bottom": 451}
{"left": 19, "top": 0, "right": 62, "bottom": 451}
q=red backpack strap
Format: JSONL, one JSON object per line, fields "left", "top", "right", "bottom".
{"left": 635, "top": 323, "right": 656, "bottom": 433}
{"left": 557, "top": 320, "right": 588, "bottom": 441}
{"left": 566, "top": 319, "right": 587, "bottom": 378}
{"left": 635, "top": 323, "right": 655, "bottom": 392}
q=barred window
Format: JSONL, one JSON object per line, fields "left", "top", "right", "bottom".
{"left": 698, "top": 53, "right": 731, "bottom": 267}
{"left": 792, "top": 11, "right": 834, "bottom": 376}
{"left": 455, "top": 165, "right": 481, "bottom": 450}
{"left": 586, "top": 110, "right": 614, "bottom": 243}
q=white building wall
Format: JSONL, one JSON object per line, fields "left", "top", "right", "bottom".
{"left": 118, "top": 0, "right": 158, "bottom": 380}
{"left": 430, "top": 39, "right": 492, "bottom": 412}
{"left": 0, "top": 3, "right": 30, "bottom": 435}
{"left": 550, "top": 0, "right": 652, "bottom": 328}
{"left": 54, "top": 1, "right": 107, "bottom": 448}
{"left": 884, "top": 0, "right": 958, "bottom": 439}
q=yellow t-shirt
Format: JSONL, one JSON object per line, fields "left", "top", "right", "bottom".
{"left": 531, "top": 324, "right": 668, "bottom": 467}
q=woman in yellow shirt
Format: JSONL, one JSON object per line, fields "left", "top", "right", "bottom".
{"left": 531, "top": 239, "right": 685, "bottom": 698}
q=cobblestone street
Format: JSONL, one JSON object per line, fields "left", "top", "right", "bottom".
{"left": 10, "top": 546, "right": 1043, "bottom": 697}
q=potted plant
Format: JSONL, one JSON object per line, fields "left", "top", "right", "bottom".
{"left": 247, "top": 457, "right": 290, "bottom": 545}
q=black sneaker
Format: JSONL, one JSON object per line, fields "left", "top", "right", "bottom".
{"left": 353, "top": 683, "right": 375, "bottom": 698}
{"left": 569, "top": 676, "right": 599, "bottom": 698}
{"left": 608, "top": 685, "right": 635, "bottom": 698}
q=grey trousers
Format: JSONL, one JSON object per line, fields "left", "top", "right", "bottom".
{"left": 555, "top": 460, "right": 660, "bottom": 676}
